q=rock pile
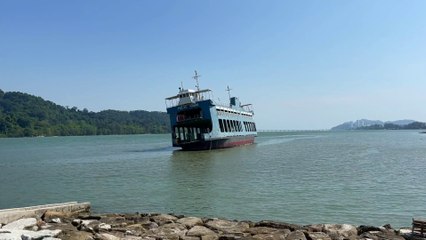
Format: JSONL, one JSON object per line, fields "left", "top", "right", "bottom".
{"left": 0, "top": 211, "right": 419, "bottom": 240}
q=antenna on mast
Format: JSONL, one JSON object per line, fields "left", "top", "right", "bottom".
{"left": 193, "top": 70, "right": 201, "bottom": 91}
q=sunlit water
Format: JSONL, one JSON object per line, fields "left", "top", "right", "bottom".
{"left": 1, "top": 131, "right": 425, "bottom": 227}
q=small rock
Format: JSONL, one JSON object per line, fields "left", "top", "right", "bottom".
{"left": 2, "top": 218, "right": 37, "bottom": 230}
{"left": 81, "top": 220, "right": 95, "bottom": 226}
{"left": 398, "top": 228, "right": 412, "bottom": 235}
{"left": 382, "top": 224, "right": 392, "bottom": 230}
{"left": 80, "top": 215, "right": 102, "bottom": 220}
{"left": 50, "top": 218, "right": 62, "bottom": 224}
{"left": 80, "top": 220, "right": 101, "bottom": 233}
{"left": 98, "top": 223, "right": 112, "bottom": 231}
{"left": 72, "top": 219, "right": 82, "bottom": 227}
{"left": 357, "top": 225, "right": 382, "bottom": 235}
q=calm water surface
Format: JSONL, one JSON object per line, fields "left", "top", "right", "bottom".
{"left": 1, "top": 131, "right": 425, "bottom": 227}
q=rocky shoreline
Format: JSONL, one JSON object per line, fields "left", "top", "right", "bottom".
{"left": 0, "top": 210, "right": 423, "bottom": 240}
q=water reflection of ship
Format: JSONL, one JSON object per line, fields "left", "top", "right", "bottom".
{"left": 167, "top": 150, "right": 218, "bottom": 214}
{"left": 165, "top": 71, "right": 257, "bottom": 150}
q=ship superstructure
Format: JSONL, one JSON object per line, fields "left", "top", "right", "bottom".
{"left": 165, "top": 71, "right": 257, "bottom": 150}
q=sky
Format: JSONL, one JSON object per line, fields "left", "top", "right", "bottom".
{"left": 1, "top": 0, "right": 425, "bottom": 130}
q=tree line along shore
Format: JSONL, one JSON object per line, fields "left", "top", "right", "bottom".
{"left": 0, "top": 89, "right": 170, "bottom": 138}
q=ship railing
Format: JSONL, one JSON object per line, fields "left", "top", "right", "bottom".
{"left": 216, "top": 104, "right": 254, "bottom": 117}
{"left": 165, "top": 89, "right": 213, "bottom": 108}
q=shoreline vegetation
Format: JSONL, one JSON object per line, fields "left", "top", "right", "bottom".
{"left": 0, "top": 210, "right": 419, "bottom": 240}
{"left": 0, "top": 89, "right": 170, "bottom": 138}
{"left": 2, "top": 89, "right": 426, "bottom": 138}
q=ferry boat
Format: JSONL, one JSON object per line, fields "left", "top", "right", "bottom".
{"left": 165, "top": 71, "right": 257, "bottom": 150}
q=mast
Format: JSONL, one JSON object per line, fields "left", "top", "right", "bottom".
{"left": 193, "top": 70, "right": 201, "bottom": 91}
{"left": 226, "top": 85, "right": 232, "bottom": 99}
{"left": 226, "top": 86, "right": 233, "bottom": 107}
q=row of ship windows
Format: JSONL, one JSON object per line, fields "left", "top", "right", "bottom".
{"left": 218, "top": 119, "right": 256, "bottom": 133}
{"left": 217, "top": 108, "right": 252, "bottom": 117}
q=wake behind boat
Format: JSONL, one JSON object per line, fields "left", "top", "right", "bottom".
{"left": 165, "top": 71, "right": 257, "bottom": 150}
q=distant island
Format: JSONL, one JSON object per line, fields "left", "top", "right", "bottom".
{"left": 331, "top": 119, "right": 426, "bottom": 131}
{"left": 0, "top": 89, "right": 170, "bottom": 137}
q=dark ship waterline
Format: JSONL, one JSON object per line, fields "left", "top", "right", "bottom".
{"left": 165, "top": 71, "right": 257, "bottom": 150}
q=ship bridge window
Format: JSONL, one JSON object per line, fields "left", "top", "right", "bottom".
{"left": 177, "top": 108, "right": 202, "bottom": 122}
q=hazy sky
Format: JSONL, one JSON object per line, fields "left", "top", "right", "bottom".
{"left": 1, "top": 1, "right": 425, "bottom": 130}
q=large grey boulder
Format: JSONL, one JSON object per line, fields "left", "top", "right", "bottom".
{"left": 359, "top": 230, "right": 405, "bottom": 240}
{"left": 201, "top": 235, "right": 219, "bottom": 240}
{"left": 246, "top": 227, "right": 278, "bottom": 235}
{"left": 205, "top": 219, "right": 250, "bottom": 234}
{"left": 97, "top": 233, "right": 121, "bottom": 240}
{"left": 21, "top": 229, "right": 62, "bottom": 240}
{"left": 255, "top": 221, "right": 301, "bottom": 231}
{"left": 177, "top": 217, "right": 203, "bottom": 228}
{"left": 285, "top": 230, "right": 306, "bottom": 240}
{"left": 146, "top": 223, "right": 187, "bottom": 240}
{"left": 357, "top": 225, "right": 382, "bottom": 235}
{"left": 322, "top": 224, "right": 357, "bottom": 240}
{"left": 305, "top": 232, "right": 332, "bottom": 240}
{"left": 150, "top": 214, "right": 178, "bottom": 225}
{"left": 187, "top": 225, "right": 217, "bottom": 236}
{"left": 2, "top": 218, "right": 37, "bottom": 230}
{"left": 251, "top": 229, "right": 291, "bottom": 240}
{"left": 0, "top": 229, "right": 62, "bottom": 240}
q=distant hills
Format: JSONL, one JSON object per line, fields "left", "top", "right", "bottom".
{"left": 0, "top": 89, "right": 170, "bottom": 137}
{"left": 331, "top": 119, "right": 426, "bottom": 130}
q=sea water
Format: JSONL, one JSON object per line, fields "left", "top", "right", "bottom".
{"left": 0, "top": 131, "right": 425, "bottom": 227}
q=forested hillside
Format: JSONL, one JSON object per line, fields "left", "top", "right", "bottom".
{"left": 0, "top": 89, "right": 170, "bottom": 137}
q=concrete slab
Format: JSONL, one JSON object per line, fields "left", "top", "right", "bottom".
{"left": 0, "top": 202, "right": 90, "bottom": 225}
